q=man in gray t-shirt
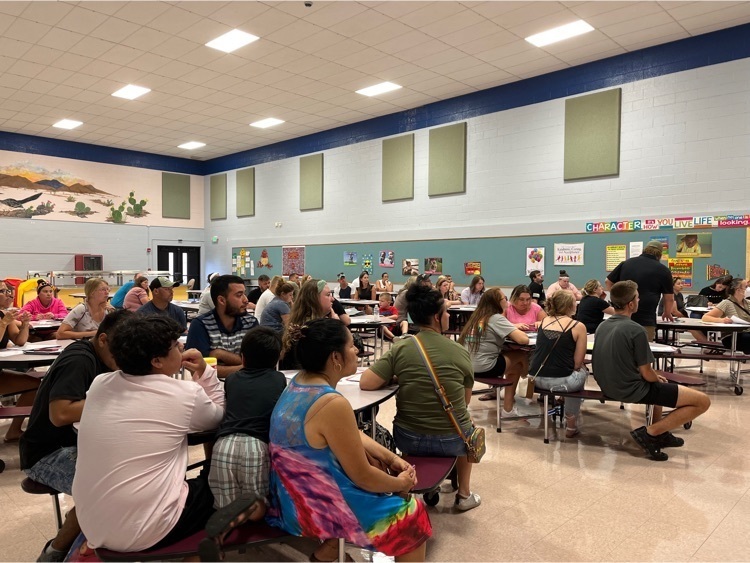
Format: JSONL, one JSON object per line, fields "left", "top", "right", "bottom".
{"left": 592, "top": 281, "right": 710, "bottom": 461}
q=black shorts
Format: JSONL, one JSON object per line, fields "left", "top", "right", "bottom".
{"left": 636, "top": 381, "right": 679, "bottom": 408}
{"left": 150, "top": 474, "right": 215, "bottom": 550}
{"left": 474, "top": 355, "right": 508, "bottom": 379}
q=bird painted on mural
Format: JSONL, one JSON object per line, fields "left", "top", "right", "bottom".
{"left": 0, "top": 192, "right": 42, "bottom": 208}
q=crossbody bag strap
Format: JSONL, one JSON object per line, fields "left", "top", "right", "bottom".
{"left": 730, "top": 298, "right": 750, "bottom": 318}
{"left": 411, "top": 335, "right": 468, "bottom": 441}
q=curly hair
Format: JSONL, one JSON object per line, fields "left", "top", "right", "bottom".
{"left": 110, "top": 315, "right": 183, "bottom": 375}
{"left": 405, "top": 284, "right": 444, "bottom": 326}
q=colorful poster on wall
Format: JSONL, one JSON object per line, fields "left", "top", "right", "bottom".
{"left": 379, "top": 250, "right": 395, "bottom": 268}
{"left": 553, "top": 243, "right": 584, "bottom": 266}
{"left": 424, "top": 257, "right": 442, "bottom": 274}
{"left": 256, "top": 249, "right": 273, "bottom": 270}
{"left": 344, "top": 251, "right": 358, "bottom": 266}
{"left": 605, "top": 245, "right": 627, "bottom": 271}
{"left": 707, "top": 264, "right": 730, "bottom": 280}
{"left": 362, "top": 253, "right": 373, "bottom": 274}
{"left": 402, "top": 259, "right": 419, "bottom": 276}
{"left": 629, "top": 241, "right": 643, "bottom": 257}
{"left": 464, "top": 262, "right": 481, "bottom": 275}
{"left": 232, "top": 248, "right": 251, "bottom": 277}
{"left": 282, "top": 246, "right": 305, "bottom": 276}
{"left": 525, "top": 247, "right": 545, "bottom": 275}
{"left": 648, "top": 235, "right": 669, "bottom": 259}
{"left": 668, "top": 258, "right": 693, "bottom": 287}
{"left": 676, "top": 232, "right": 712, "bottom": 257}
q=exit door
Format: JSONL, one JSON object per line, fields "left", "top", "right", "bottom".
{"left": 157, "top": 246, "right": 201, "bottom": 287}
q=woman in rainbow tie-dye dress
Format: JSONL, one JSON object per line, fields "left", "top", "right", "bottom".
{"left": 268, "top": 318, "right": 432, "bottom": 561}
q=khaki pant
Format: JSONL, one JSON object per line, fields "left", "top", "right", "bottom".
{"left": 644, "top": 325, "right": 656, "bottom": 342}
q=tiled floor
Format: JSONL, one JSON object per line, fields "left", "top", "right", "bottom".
{"left": 2, "top": 356, "right": 749, "bottom": 561}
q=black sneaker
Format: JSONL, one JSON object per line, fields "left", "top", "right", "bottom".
{"left": 630, "top": 426, "right": 669, "bottom": 461}
{"left": 657, "top": 431, "right": 685, "bottom": 448}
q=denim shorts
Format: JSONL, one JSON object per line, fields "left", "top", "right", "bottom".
{"left": 25, "top": 446, "right": 77, "bottom": 495}
{"left": 393, "top": 425, "right": 468, "bottom": 458}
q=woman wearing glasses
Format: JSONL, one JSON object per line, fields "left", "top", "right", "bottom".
{"left": 58, "top": 278, "right": 113, "bottom": 340}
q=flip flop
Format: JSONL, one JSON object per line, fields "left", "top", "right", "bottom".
{"left": 478, "top": 390, "right": 497, "bottom": 401}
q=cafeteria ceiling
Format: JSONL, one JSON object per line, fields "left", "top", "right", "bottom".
{"left": 1, "top": 1, "right": 749, "bottom": 160}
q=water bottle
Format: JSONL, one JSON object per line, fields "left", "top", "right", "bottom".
{"left": 373, "top": 305, "right": 380, "bottom": 320}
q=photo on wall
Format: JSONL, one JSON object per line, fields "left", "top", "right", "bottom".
{"left": 676, "top": 232, "right": 712, "bottom": 257}
{"left": 379, "top": 250, "right": 395, "bottom": 268}
{"left": 464, "top": 261, "right": 481, "bottom": 275}
{"left": 344, "top": 251, "right": 358, "bottom": 266}
{"left": 402, "top": 258, "right": 419, "bottom": 276}
{"left": 424, "top": 257, "right": 442, "bottom": 274}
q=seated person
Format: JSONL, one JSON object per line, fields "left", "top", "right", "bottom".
{"left": 246, "top": 275, "right": 270, "bottom": 310}
{"left": 699, "top": 274, "right": 732, "bottom": 305}
{"left": 72, "top": 316, "right": 227, "bottom": 552}
{"left": 701, "top": 277, "right": 750, "bottom": 353}
{"left": 436, "top": 275, "right": 461, "bottom": 307}
{"left": 20, "top": 280, "right": 68, "bottom": 320}
{"left": 546, "top": 270, "right": 582, "bottom": 301}
{"left": 530, "top": 291, "right": 587, "bottom": 438}
{"left": 659, "top": 277, "right": 710, "bottom": 344}
{"left": 123, "top": 275, "right": 149, "bottom": 312}
{"left": 137, "top": 277, "right": 187, "bottom": 332}
{"left": 458, "top": 288, "right": 530, "bottom": 416}
{"left": 58, "top": 278, "right": 113, "bottom": 340}
{"left": 110, "top": 272, "right": 144, "bottom": 309}
{"left": 505, "top": 284, "right": 546, "bottom": 331}
{"left": 593, "top": 281, "right": 711, "bottom": 461}
{"left": 270, "top": 318, "right": 431, "bottom": 561}
{"left": 198, "top": 272, "right": 221, "bottom": 315}
{"left": 186, "top": 275, "right": 258, "bottom": 378}
{"left": 334, "top": 273, "right": 352, "bottom": 299}
{"left": 20, "top": 310, "right": 129, "bottom": 562}
{"left": 575, "top": 279, "right": 614, "bottom": 333}
{"left": 375, "top": 272, "right": 393, "bottom": 294}
{"left": 254, "top": 275, "right": 284, "bottom": 319}
{"left": 1, "top": 278, "right": 34, "bottom": 443}
{"left": 376, "top": 292, "right": 400, "bottom": 340}
{"left": 208, "top": 327, "right": 286, "bottom": 509}
{"left": 259, "top": 281, "right": 295, "bottom": 334}
{"left": 460, "top": 275, "right": 485, "bottom": 305}
{"left": 354, "top": 272, "right": 376, "bottom": 313}
{"left": 393, "top": 276, "right": 417, "bottom": 336}
{"left": 362, "top": 285, "right": 482, "bottom": 512}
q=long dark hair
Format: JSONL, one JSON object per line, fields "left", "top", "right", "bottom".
{"left": 291, "top": 318, "right": 350, "bottom": 373}
{"left": 458, "top": 288, "right": 504, "bottom": 353}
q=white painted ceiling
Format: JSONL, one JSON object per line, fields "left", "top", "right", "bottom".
{"left": 1, "top": 1, "right": 749, "bottom": 160}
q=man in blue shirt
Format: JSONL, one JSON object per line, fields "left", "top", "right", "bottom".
{"left": 137, "top": 277, "right": 187, "bottom": 332}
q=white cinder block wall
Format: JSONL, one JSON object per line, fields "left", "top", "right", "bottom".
{"left": 203, "top": 58, "right": 750, "bottom": 277}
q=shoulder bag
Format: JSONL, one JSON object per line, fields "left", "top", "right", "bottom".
{"left": 411, "top": 335, "right": 486, "bottom": 463}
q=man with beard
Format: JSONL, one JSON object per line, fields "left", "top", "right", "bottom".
{"left": 186, "top": 275, "right": 258, "bottom": 377}
{"left": 528, "top": 270, "right": 546, "bottom": 307}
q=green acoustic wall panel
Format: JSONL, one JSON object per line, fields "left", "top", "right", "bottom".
{"left": 564, "top": 88, "right": 622, "bottom": 181}
{"left": 382, "top": 134, "right": 414, "bottom": 201}
{"left": 236, "top": 167, "right": 255, "bottom": 217}
{"left": 210, "top": 173, "right": 227, "bottom": 220}
{"left": 161, "top": 172, "right": 190, "bottom": 219}
{"left": 300, "top": 153, "right": 324, "bottom": 211}
{"left": 428, "top": 122, "right": 466, "bottom": 197}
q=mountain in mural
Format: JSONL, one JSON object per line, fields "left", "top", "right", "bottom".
{"left": 0, "top": 174, "right": 110, "bottom": 195}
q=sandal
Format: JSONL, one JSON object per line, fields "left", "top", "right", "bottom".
{"left": 705, "top": 348, "right": 726, "bottom": 355}
{"left": 478, "top": 388, "right": 497, "bottom": 401}
{"left": 565, "top": 415, "right": 580, "bottom": 438}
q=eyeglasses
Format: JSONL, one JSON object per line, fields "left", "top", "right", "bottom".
{"left": 0, "top": 289, "right": 13, "bottom": 295}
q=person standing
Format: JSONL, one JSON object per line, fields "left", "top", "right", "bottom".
{"left": 606, "top": 241, "right": 674, "bottom": 341}
{"left": 528, "top": 270, "right": 546, "bottom": 307}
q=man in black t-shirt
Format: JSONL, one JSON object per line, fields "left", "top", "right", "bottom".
{"left": 246, "top": 275, "right": 270, "bottom": 308}
{"left": 20, "top": 310, "right": 130, "bottom": 562}
{"left": 528, "top": 270, "right": 546, "bottom": 307}
{"left": 606, "top": 241, "right": 674, "bottom": 341}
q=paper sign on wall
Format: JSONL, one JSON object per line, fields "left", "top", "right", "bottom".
{"left": 553, "top": 243, "right": 584, "bottom": 266}
{"left": 629, "top": 241, "right": 643, "bottom": 257}
{"left": 525, "top": 247, "right": 545, "bottom": 276}
{"left": 605, "top": 245, "right": 627, "bottom": 271}
{"left": 668, "top": 258, "right": 693, "bottom": 288}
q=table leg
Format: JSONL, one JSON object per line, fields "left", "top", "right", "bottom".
{"left": 370, "top": 405, "right": 377, "bottom": 440}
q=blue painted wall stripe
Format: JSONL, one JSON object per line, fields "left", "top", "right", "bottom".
{"left": 1, "top": 22, "right": 749, "bottom": 177}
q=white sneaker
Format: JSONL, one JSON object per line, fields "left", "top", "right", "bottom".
{"left": 455, "top": 492, "right": 481, "bottom": 511}
{"left": 501, "top": 407, "right": 520, "bottom": 418}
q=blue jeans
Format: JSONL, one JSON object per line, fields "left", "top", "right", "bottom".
{"left": 534, "top": 368, "right": 588, "bottom": 416}
{"left": 393, "top": 425, "right": 468, "bottom": 457}
{"left": 25, "top": 446, "right": 77, "bottom": 495}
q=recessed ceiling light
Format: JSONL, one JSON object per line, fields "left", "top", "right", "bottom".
{"left": 525, "top": 20, "right": 594, "bottom": 48}
{"left": 112, "top": 84, "right": 151, "bottom": 100}
{"left": 206, "top": 29, "right": 259, "bottom": 53}
{"left": 250, "top": 118, "right": 285, "bottom": 129}
{"left": 53, "top": 119, "right": 82, "bottom": 130}
{"left": 178, "top": 141, "right": 206, "bottom": 150}
{"left": 356, "top": 82, "right": 402, "bottom": 97}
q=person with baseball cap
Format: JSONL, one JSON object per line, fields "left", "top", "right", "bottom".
{"left": 137, "top": 276, "right": 187, "bottom": 332}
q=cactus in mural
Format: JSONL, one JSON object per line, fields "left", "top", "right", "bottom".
{"left": 36, "top": 201, "right": 55, "bottom": 215}
{"left": 74, "top": 201, "right": 92, "bottom": 217}
{"left": 66, "top": 195, "right": 76, "bottom": 202}
{"left": 109, "top": 201, "right": 127, "bottom": 223}
{"left": 126, "top": 191, "right": 148, "bottom": 217}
